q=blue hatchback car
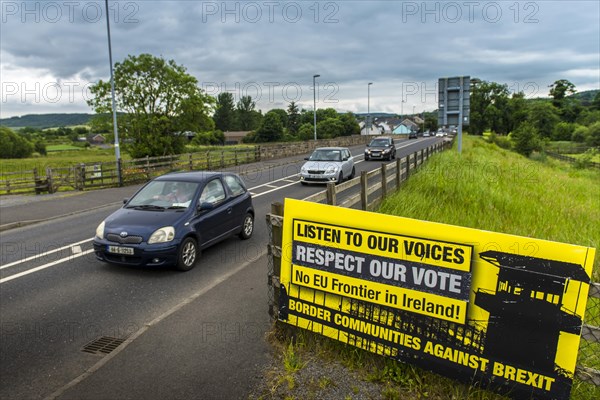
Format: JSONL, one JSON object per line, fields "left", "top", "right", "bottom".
{"left": 93, "top": 171, "right": 254, "bottom": 271}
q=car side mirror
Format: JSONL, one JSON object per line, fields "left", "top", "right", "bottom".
{"left": 197, "top": 202, "right": 213, "bottom": 213}
{"left": 304, "top": 157, "right": 309, "bottom": 160}
{"left": 123, "top": 198, "right": 128, "bottom": 204}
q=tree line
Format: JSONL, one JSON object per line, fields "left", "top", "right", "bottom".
{"left": 467, "top": 79, "right": 600, "bottom": 156}
{"left": 2, "top": 53, "right": 599, "bottom": 159}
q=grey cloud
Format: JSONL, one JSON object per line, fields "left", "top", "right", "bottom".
{"left": 1, "top": 0, "right": 598, "bottom": 117}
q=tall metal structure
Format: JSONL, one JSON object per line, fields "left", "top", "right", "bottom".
{"left": 105, "top": 0, "right": 121, "bottom": 185}
{"left": 313, "top": 74, "right": 320, "bottom": 141}
{"left": 438, "top": 76, "right": 470, "bottom": 153}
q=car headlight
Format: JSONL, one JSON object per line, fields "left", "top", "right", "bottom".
{"left": 364, "top": 149, "right": 370, "bottom": 154}
{"left": 95, "top": 221, "right": 105, "bottom": 239}
{"left": 301, "top": 166, "right": 308, "bottom": 174}
{"left": 148, "top": 226, "right": 175, "bottom": 244}
{"left": 325, "top": 165, "right": 338, "bottom": 174}
{"left": 382, "top": 149, "right": 390, "bottom": 153}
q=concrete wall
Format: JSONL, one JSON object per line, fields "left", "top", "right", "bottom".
{"left": 258, "top": 135, "right": 372, "bottom": 160}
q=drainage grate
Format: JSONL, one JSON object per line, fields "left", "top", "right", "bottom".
{"left": 82, "top": 336, "right": 126, "bottom": 355}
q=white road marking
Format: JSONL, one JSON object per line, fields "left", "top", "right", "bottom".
{"left": 1, "top": 238, "right": 93, "bottom": 270}
{"left": 0, "top": 249, "right": 95, "bottom": 284}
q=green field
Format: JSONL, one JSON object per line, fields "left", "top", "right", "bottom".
{"left": 46, "top": 144, "right": 88, "bottom": 152}
{"left": 0, "top": 146, "right": 121, "bottom": 173}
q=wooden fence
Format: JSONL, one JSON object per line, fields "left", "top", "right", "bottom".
{"left": 546, "top": 151, "right": 600, "bottom": 169}
{"left": 0, "top": 147, "right": 260, "bottom": 195}
{"left": 265, "top": 139, "right": 600, "bottom": 388}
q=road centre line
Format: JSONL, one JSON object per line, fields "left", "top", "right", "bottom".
{"left": 0, "top": 249, "right": 95, "bottom": 284}
{"left": 1, "top": 238, "right": 93, "bottom": 270}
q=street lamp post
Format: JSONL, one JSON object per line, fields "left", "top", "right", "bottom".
{"left": 400, "top": 99, "right": 405, "bottom": 120}
{"left": 313, "top": 74, "right": 320, "bottom": 141}
{"left": 367, "top": 82, "right": 373, "bottom": 135}
{"left": 105, "top": 0, "right": 121, "bottom": 185}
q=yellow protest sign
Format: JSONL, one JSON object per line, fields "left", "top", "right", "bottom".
{"left": 278, "top": 199, "right": 596, "bottom": 400}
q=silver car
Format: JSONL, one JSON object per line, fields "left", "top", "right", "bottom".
{"left": 300, "top": 147, "right": 355, "bottom": 185}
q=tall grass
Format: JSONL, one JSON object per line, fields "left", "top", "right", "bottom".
{"left": 379, "top": 135, "right": 600, "bottom": 281}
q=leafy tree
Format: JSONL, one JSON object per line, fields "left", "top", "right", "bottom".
{"left": 268, "top": 109, "right": 288, "bottom": 128}
{"left": 316, "top": 108, "right": 339, "bottom": 122}
{"left": 0, "top": 126, "right": 34, "bottom": 158}
{"left": 468, "top": 80, "right": 511, "bottom": 135}
{"left": 34, "top": 140, "right": 47, "bottom": 156}
{"left": 236, "top": 95, "right": 260, "bottom": 131}
{"left": 287, "top": 101, "right": 300, "bottom": 135}
{"left": 549, "top": 79, "right": 576, "bottom": 108}
{"left": 297, "top": 123, "right": 314, "bottom": 141}
{"left": 338, "top": 112, "right": 360, "bottom": 136}
{"left": 300, "top": 109, "right": 316, "bottom": 125}
{"left": 507, "top": 92, "right": 529, "bottom": 134}
{"left": 213, "top": 92, "right": 237, "bottom": 132}
{"left": 549, "top": 79, "right": 581, "bottom": 122}
{"left": 511, "top": 121, "right": 541, "bottom": 157}
{"left": 317, "top": 118, "right": 345, "bottom": 139}
{"left": 89, "top": 115, "right": 112, "bottom": 133}
{"left": 87, "top": 53, "right": 214, "bottom": 158}
{"left": 527, "top": 102, "right": 560, "bottom": 139}
{"left": 552, "top": 122, "right": 575, "bottom": 141}
{"left": 254, "top": 111, "right": 284, "bottom": 142}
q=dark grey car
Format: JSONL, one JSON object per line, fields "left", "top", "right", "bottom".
{"left": 364, "top": 137, "right": 396, "bottom": 161}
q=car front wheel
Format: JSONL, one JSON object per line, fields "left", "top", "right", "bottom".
{"left": 239, "top": 213, "right": 254, "bottom": 240}
{"left": 176, "top": 237, "right": 198, "bottom": 271}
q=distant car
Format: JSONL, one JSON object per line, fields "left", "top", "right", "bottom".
{"left": 364, "top": 137, "right": 396, "bottom": 161}
{"left": 93, "top": 171, "right": 254, "bottom": 271}
{"left": 408, "top": 131, "right": 418, "bottom": 139}
{"left": 436, "top": 131, "right": 444, "bottom": 137}
{"left": 423, "top": 131, "right": 430, "bottom": 137}
{"left": 300, "top": 147, "right": 355, "bottom": 184}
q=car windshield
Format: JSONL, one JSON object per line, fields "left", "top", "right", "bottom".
{"left": 309, "top": 149, "right": 342, "bottom": 162}
{"left": 126, "top": 180, "right": 199, "bottom": 209}
{"left": 369, "top": 139, "right": 389, "bottom": 147}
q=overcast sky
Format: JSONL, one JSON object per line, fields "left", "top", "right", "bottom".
{"left": 1, "top": 0, "right": 599, "bottom": 118}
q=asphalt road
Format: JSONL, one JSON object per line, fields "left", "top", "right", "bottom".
{"left": 0, "top": 137, "right": 442, "bottom": 400}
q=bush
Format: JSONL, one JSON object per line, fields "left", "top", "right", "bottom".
{"left": 574, "top": 148, "right": 598, "bottom": 169}
{"left": 489, "top": 132, "right": 512, "bottom": 150}
{"left": 572, "top": 125, "right": 589, "bottom": 143}
{"left": 191, "top": 130, "right": 225, "bottom": 146}
{"left": 511, "top": 122, "right": 541, "bottom": 157}
{"left": 0, "top": 126, "right": 34, "bottom": 158}
{"left": 587, "top": 121, "right": 600, "bottom": 147}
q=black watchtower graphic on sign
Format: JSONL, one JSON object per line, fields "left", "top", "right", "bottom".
{"left": 474, "top": 251, "right": 590, "bottom": 372}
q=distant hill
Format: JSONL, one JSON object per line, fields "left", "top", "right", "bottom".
{"left": 570, "top": 89, "right": 599, "bottom": 106}
{"left": 0, "top": 113, "right": 94, "bottom": 129}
